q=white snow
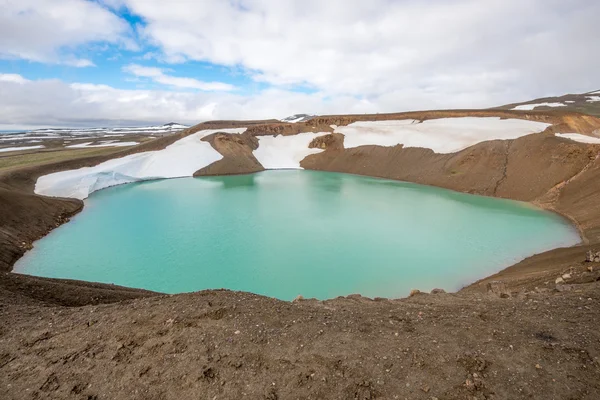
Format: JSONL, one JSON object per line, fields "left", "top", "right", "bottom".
{"left": 281, "top": 116, "right": 305, "bottom": 123}
{"left": 253, "top": 133, "right": 325, "bottom": 169}
{"left": 280, "top": 114, "right": 315, "bottom": 123}
{"left": 25, "top": 123, "right": 189, "bottom": 138}
{"left": 334, "top": 117, "right": 551, "bottom": 154}
{"left": 66, "top": 141, "right": 138, "bottom": 148}
{"left": 555, "top": 133, "right": 600, "bottom": 144}
{"left": 0, "top": 145, "right": 44, "bottom": 153}
{"left": 586, "top": 96, "right": 600, "bottom": 103}
{"left": 35, "top": 128, "right": 244, "bottom": 200}
{"left": 34, "top": 117, "right": 555, "bottom": 199}
{"left": 565, "top": 100, "right": 576, "bottom": 103}
{"left": 590, "top": 90, "right": 600, "bottom": 95}
{"left": 512, "top": 102, "right": 566, "bottom": 110}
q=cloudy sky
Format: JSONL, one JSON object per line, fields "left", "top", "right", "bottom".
{"left": 0, "top": 0, "right": 598, "bottom": 129}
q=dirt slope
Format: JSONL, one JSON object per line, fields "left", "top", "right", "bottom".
{"left": 1, "top": 281, "right": 599, "bottom": 400}
{"left": 497, "top": 91, "right": 600, "bottom": 117}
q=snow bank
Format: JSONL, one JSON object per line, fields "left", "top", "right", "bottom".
{"left": 512, "top": 102, "right": 566, "bottom": 110}
{"left": 334, "top": 117, "right": 551, "bottom": 154}
{"left": 586, "top": 96, "right": 600, "bottom": 103}
{"left": 253, "top": 133, "right": 325, "bottom": 169}
{"left": 555, "top": 133, "right": 600, "bottom": 144}
{"left": 66, "top": 141, "right": 138, "bottom": 148}
{"left": 0, "top": 145, "right": 44, "bottom": 153}
{"left": 35, "top": 128, "right": 244, "bottom": 200}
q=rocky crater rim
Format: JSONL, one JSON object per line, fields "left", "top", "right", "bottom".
{"left": 2, "top": 109, "right": 600, "bottom": 299}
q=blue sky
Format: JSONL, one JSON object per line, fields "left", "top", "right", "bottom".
{"left": 0, "top": 0, "right": 598, "bottom": 128}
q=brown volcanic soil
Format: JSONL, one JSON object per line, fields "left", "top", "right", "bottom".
{"left": 1, "top": 110, "right": 600, "bottom": 399}
{"left": 195, "top": 132, "right": 264, "bottom": 177}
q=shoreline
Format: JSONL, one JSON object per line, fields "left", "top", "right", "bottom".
{"left": 8, "top": 169, "right": 587, "bottom": 299}
{"left": 3, "top": 109, "right": 600, "bottom": 291}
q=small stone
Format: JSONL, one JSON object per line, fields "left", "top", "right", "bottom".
{"left": 234, "top": 330, "right": 241, "bottom": 335}
{"left": 555, "top": 277, "right": 564, "bottom": 285}
{"left": 430, "top": 288, "right": 446, "bottom": 294}
{"left": 535, "top": 364, "right": 542, "bottom": 369}
{"left": 587, "top": 266, "right": 593, "bottom": 272}
{"left": 293, "top": 295, "right": 304, "bottom": 302}
{"left": 586, "top": 250, "right": 594, "bottom": 262}
{"left": 487, "top": 281, "right": 510, "bottom": 298}
{"left": 421, "top": 385, "right": 430, "bottom": 393}
{"left": 562, "top": 273, "right": 572, "bottom": 280}
{"left": 556, "top": 284, "right": 575, "bottom": 292}
{"left": 409, "top": 289, "right": 422, "bottom": 297}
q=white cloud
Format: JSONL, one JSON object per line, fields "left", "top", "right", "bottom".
{"left": 66, "top": 59, "right": 96, "bottom": 68}
{"left": 123, "top": 64, "right": 235, "bottom": 91}
{"left": 0, "top": 73, "right": 30, "bottom": 84}
{"left": 0, "top": 74, "right": 390, "bottom": 128}
{"left": 117, "top": 0, "right": 600, "bottom": 103}
{"left": 0, "top": 0, "right": 134, "bottom": 66}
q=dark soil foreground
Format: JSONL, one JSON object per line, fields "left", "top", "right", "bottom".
{"left": 1, "top": 277, "right": 599, "bottom": 399}
{"left": 1, "top": 110, "right": 600, "bottom": 399}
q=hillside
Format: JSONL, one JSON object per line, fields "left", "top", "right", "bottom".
{"left": 496, "top": 90, "right": 600, "bottom": 117}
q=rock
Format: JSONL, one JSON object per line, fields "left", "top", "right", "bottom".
{"left": 586, "top": 250, "right": 595, "bottom": 262}
{"left": 293, "top": 295, "right": 304, "bottom": 302}
{"left": 562, "top": 273, "right": 572, "bottom": 280}
{"left": 585, "top": 250, "right": 600, "bottom": 262}
{"left": 588, "top": 266, "right": 594, "bottom": 272}
{"left": 430, "top": 288, "right": 446, "bottom": 294}
{"left": 555, "top": 277, "right": 565, "bottom": 285}
{"left": 556, "top": 284, "right": 576, "bottom": 292}
{"left": 486, "top": 281, "right": 510, "bottom": 298}
{"left": 409, "top": 289, "right": 422, "bottom": 297}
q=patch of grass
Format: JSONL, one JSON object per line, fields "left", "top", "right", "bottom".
{"left": 0, "top": 147, "right": 121, "bottom": 172}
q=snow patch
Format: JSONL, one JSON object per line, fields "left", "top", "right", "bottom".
{"left": 512, "top": 102, "right": 566, "bottom": 110}
{"left": 586, "top": 96, "right": 600, "bottom": 103}
{"left": 280, "top": 114, "right": 315, "bottom": 123}
{"left": 555, "top": 133, "right": 600, "bottom": 144}
{"left": 35, "top": 128, "right": 244, "bottom": 200}
{"left": 0, "top": 145, "right": 44, "bottom": 153}
{"left": 253, "top": 133, "right": 325, "bottom": 169}
{"left": 334, "top": 117, "right": 551, "bottom": 154}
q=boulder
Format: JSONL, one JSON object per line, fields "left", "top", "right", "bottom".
{"left": 486, "top": 281, "right": 510, "bottom": 298}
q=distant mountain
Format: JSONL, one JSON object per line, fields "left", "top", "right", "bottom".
{"left": 496, "top": 91, "right": 600, "bottom": 117}
{"left": 280, "top": 114, "right": 316, "bottom": 123}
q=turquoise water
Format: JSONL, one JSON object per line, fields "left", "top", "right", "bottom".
{"left": 15, "top": 171, "right": 580, "bottom": 300}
